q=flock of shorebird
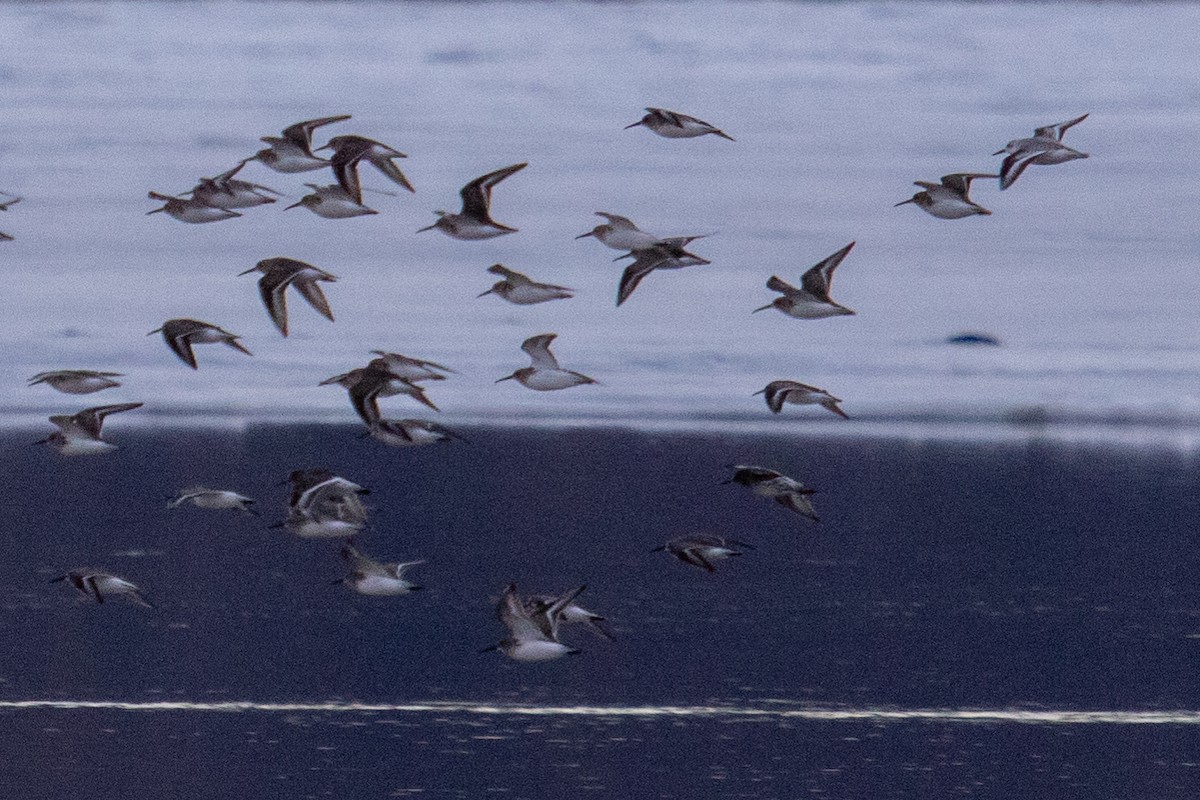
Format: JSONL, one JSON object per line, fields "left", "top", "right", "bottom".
{"left": 19, "top": 107, "right": 1089, "bottom": 660}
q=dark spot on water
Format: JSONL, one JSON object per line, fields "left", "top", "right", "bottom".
{"left": 946, "top": 332, "right": 1001, "bottom": 346}
{"left": 425, "top": 48, "right": 490, "bottom": 65}
{"left": 57, "top": 327, "right": 88, "bottom": 339}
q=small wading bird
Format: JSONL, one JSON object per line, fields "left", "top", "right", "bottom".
{"left": 149, "top": 319, "right": 252, "bottom": 369}
{"left": 482, "top": 583, "right": 589, "bottom": 662}
{"left": 754, "top": 241, "right": 856, "bottom": 319}
{"left": 251, "top": 114, "right": 352, "bottom": 173}
{"left": 27, "top": 369, "right": 123, "bottom": 395}
{"left": 285, "top": 183, "right": 378, "bottom": 218}
{"left": 755, "top": 380, "right": 849, "bottom": 419}
{"left": 279, "top": 469, "right": 370, "bottom": 539}
{"left": 477, "top": 264, "right": 574, "bottom": 305}
{"left": 334, "top": 544, "right": 424, "bottom": 596}
{"left": 894, "top": 173, "right": 997, "bottom": 219}
{"left": 318, "top": 134, "right": 414, "bottom": 203}
{"left": 525, "top": 592, "right": 615, "bottom": 641}
{"left": 625, "top": 107, "right": 735, "bottom": 141}
{"left": 496, "top": 333, "right": 596, "bottom": 390}
{"left": 35, "top": 402, "right": 143, "bottom": 456}
{"left": 417, "top": 162, "right": 527, "bottom": 239}
{"left": 167, "top": 487, "right": 257, "bottom": 515}
{"left": 321, "top": 361, "right": 440, "bottom": 425}
{"left": 576, "top": 212, "right": 664, "bottom": 252}
{"left": 52, "top": 570, "right": 154, "bottom": 608}
{"left": 723, "top": 465, "right": 820, "bottom": 522}
{"left": 186, "top": 161, "right": 281, "bottom": 209}
{"left": 367, "top": 418, "right": 466, "bottom": 448}
{"left": 239, "top": 257, "right": 337, "bottom": 337}
{"left": 146, "top": 191, "right": 241, "bottom": 224}
{"left": 993, "top": 113, "right": 1090, "bottom": 190}
{"left": 616, "top": 241, "right": 710, "bottom": 307}
{"left": 368, "top": 351, "right": 456, "bottom": 383}
{"left": 653, "top": 535, "right": 752, "bottom": 573}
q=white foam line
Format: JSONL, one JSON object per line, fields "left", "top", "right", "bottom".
{"left": 0, "top": 700, "right": 1198, "bottom": 725}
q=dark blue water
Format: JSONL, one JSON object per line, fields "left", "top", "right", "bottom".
{"left": 2, "top": 425, "right": 1199, "bottom": 796}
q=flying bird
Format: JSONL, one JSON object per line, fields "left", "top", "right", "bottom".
{"left": 478, "top": 264, "right": 573, "bottom": 305}
{"left": 417, "top": 163, "right": 527, "bottom": 240}
{"left": 239, "top": 257, "right": 337, "bottom": 337}
{"left": 35, "top": 402, "right": 143, "bottom": 456}
{"left": 251, "top": 114, "right": 352, "bottom": 173}
{"left": 496, "top": 333, "right": 596, "bottom": 390}
{"left": 723, "top": 465, "right": 820, "bottom": 522}
{"left": 149, "top": 319, "right": 252, "bottom": 369}
{"left": 625, "top": 107, "right": 735, "bottom": 141}
{"left": 318, "top": 134, "right": 415, "bottom": 204}
{"left": 754, "top": 380, "right": 848, "bottom": 419}
{"left": 894, "top": 173, "right": 996, "bottom": 219}
{"left": 754, "top": 242, "right": 856, "bottom": 318}
{"left": 994, "top": 113, "right": 1089, "bottom": 190}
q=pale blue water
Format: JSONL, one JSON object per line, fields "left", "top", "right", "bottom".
{"left": 1, "top": 1, "right": 1200, "bottom": 432}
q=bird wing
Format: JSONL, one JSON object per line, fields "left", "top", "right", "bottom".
{"left": 521, "top": 333, "right": 561, "bottom": 370}
{"left": 800, "top": 241, "right": 855, "bottom": 301}
{"left": 76, "top": 402, "right": 143, "bottom": 437}
{"left": 282, "top": 114, "right": 352, "bottom": 154}
{"left": 460, "top": 163, "right": 527, "bottom": 220}
{"left": 617, "top": 249, "right": 671, "bottom": 306}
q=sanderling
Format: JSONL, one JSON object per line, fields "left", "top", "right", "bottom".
{"left": 252, "top": 115, "right": 352, "bottom": 173}
{"left": 280, "top": 469, "right": 370, "bottom": 539}
{"left": 496, "top": 333, "right": 596, "bottom": 390}
{"left": 478, "top": 264, "right": 574, "bottom": 305}
{"left": 894, "top": 173, "right": 996, "bottom": 219}
{"left": 526, "top": 593, "right": 615, "bottom": 641}
{"left": 285, "top": 183, "right": 379, "bottom": 218}
{"left": 27, "top": 369, "right": 123, "bottom": 395}
{"left": 318, "top": 134, "right": 414, "bottom": 203}
{"left": 616, "top": 241, "right": 710, "bottom": 307}
{"left": 576, "top": 212, "right": 663, "bottom": 251}
{"left": 367, "top": 418, "right": 465, "bottom": 448}
{"left": 653, "top": 534, "right": 751, "bottom": 573}
{"left": 167, "top": 487, "right": 257, "bottom": 515}
{"left": 146, "top": 191, "right": 241, "bottom": 224}
{"left": 754, "top": 380, "right": 848, "bottom": 419}
{"left": 367, "top": 351, "right": 456, "bottom": 382}
{"left": 754, "top": 241, "right": 856, "bottom": 319}
{"left": 482, "top": 583, "right": 588, "bottom": 662}
{"left": 417, "top": 163, "right": 526, "bottom": 239}
{"left": 335, "top": 543, "right": 424, "bottom": 596}
{"left": 321, "top": 362, "right": 440, "bottom": 425}
{"left": 723, "top": 465, "right": 820, "bottom": 522}
{"left": 187, "top": 161, "right": 281, "bottom": 209}
{"left": 149, "top": 319, "right": 252, "bottom": 369}
{"left": 239, "top": 257, "right": 337, "bottom": 337}
{"left": 625, "top": 107, "right": 735, "bottom": 141}
{"left": 35, "top": 402, "right": 143, "bottom": 456}
{"left": 52, "top": 570, "right": 154, "bottom": 607}
{"left": 994, "top": 113, "right": 1089, "bottom": 190}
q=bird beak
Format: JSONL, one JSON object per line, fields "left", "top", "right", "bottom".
{"left": 893, "top": 198, "right": 915, "bottom": 207}
{"left": 495, "top": 374, "right": 516, "bottom": 383}
{"left": 649, "top": 545, "right": 665, "bottom": 553}
{"left": 476, "top": 288, "right": 495, "bottom": 298}
{"left": 49, "top": 575, "right": 67, "bottom": 583}
{"left": 991, "top": 148, "right": 1005, "bottom": 156}
{"left": 31, "top": 438, "right": 49, "bottom": 446}
{"left": 145, "top": 208, "right": 163, "bottom": 215}
{"left": 478, "top": 645, "right": 499, "bottom": 654}
{"left": 147, "top": 329, "right": 161, "bottom": 336}
{"left": 624, "top": 121, "right": 644, "bottom": 129}
{"left": 314, "top": 143, "right": 332, "bottom": 151}
{"left": 237, "top": 266, "right": 259, "bottom": 275}
{"left": 416, "top": 222, "right": 437, "bottom": 233}
{"left": 283, "top": 200, "right": 304, "bottom": 210}
{"left": 574, "top": 231, "right": 594, "bottom": 239}
{"left": 751, "top": 304, "right": 773, "bottom": 313}
{"left": 751, "top": 389, "right": 765, "bottom": 396}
